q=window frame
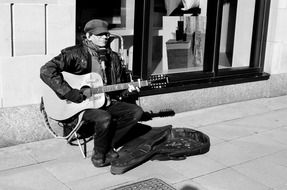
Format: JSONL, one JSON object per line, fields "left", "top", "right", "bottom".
{"left": 132, "top": 0, "right": 271, "bottom": 96}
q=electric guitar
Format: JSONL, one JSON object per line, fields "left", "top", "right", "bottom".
{"left": 42, "top": 72, "right": 168, "bottom": 121}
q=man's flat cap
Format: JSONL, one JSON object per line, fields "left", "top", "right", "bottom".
{"left": 84, "top": 19, "right": 109, "bottom": 35}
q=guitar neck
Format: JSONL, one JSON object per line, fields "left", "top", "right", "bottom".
{"left": 92, "top": 80, "right": 148, "bottom": 94}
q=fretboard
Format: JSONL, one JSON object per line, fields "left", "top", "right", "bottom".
{"left": 91, "top": 80, "right": 148, "bottom": 94}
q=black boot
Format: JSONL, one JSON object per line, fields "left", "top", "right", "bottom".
{"left": 91, "top": 148, "right": 118, "bottom": 167}
{"left": 92, "top": 127, "right": 110, "bottom": 167}
{"left": 91, "top": 149, "right": 107, "bottom": 167}
{"left": 105, "top": 148, "right": 119, "bottom": 163}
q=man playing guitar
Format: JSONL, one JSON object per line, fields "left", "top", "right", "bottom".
{"left": 40, "top": 19, "right": 143, "bottom": 167}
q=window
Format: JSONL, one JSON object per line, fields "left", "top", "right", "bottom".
{"left": 132, "top": 0, "right": 271, "bottom": 96}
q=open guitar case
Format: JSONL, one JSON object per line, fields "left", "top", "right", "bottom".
{"left": 110, "top": 110, "right": 211, "bottom": 175}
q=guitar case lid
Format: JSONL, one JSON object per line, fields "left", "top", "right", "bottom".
{"left": 110, "top": 126, "right": 210, "bottom": 174}
{"left": 111, "top": 125, "right": 172, "bottom": 175}
{"left": 151, "top": 127, "right": 210, "bottom": 161}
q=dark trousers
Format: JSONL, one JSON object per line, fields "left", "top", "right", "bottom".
{"left": 78, "top": 101, "right": 143, "bottom": 153}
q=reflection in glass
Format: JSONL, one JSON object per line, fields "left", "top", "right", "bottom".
{"left": 219, "top": 0, "right": 256, "bottom": 69}
{"left": 150, "top": 0, "right": 207, "bottom": 75}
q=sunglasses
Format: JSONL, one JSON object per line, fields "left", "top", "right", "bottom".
{"left": 95, "top": 33, "right": 110, "bottom": 38}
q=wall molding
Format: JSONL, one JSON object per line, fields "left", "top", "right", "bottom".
{"left": 0, "top": 0, "right": 57, "bottom": 4}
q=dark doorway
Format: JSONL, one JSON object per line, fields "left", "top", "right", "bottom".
{"left": 76, "top": 0, "right": 121, "bottom": 43}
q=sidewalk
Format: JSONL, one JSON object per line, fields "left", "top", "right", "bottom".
{"left": 1, "top": 95, "right": 287, "bottom": 190}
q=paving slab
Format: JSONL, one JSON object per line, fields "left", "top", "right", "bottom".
{"left": 199, "top": 122, "right": 256, "bottom": 141}
{"left": 260, "top": 149, "right": 287, "bottom": 167}
{"left": 264, "top": 95, "right": 287, "bottom": 110}
{"left": 193, "top": 167, "right": 270, "bottom": 190}
{"left": 0, "top": 145, "right": 36, "bottom": 171}
{"left": 0, "top": 164, "right": 69, "bottom": 190}
{"left": 159, "top": 155, "right": 226, "bottom": 179}
{"left": 233, "top": 158, "right": 287, "bottom": 188}
{"left": 1, "top": 96, "right": 287, "bottom": 190}
{"left": 40, "top": 155, "right": 109, "bottom": 184}
{"left": 24, "top": 138, "right": 81, "bottom": 162}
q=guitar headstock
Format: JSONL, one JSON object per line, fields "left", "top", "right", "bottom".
{"left": 148, "top": 74, "right": 169, "bottom": 89}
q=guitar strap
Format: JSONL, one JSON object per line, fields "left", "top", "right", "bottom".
{"left": 88, "top": 48, "right": 111, "bottom": 106}
{"left": 88, "top": 49, "right": 107, "bottom": 84}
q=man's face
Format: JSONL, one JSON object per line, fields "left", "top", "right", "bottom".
{"left": 87, "top": 33, "right": 110, "bottom": 47}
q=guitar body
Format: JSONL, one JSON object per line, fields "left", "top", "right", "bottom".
{"left": 43, "top": 72, "right": 106, "bottom": 121}
{"left": 42, "top": 72, "right": 167, "bottom": 121}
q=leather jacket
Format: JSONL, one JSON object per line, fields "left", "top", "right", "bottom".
{"left": 40, "top": 43, "right": 124, "bottom": 99}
